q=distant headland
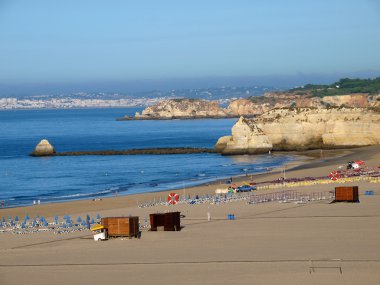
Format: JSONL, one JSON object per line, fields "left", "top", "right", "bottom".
{"left": 118, "top": 77, "right": 380, "bottom": 120}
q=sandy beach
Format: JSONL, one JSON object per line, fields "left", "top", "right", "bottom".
{"left": 1, "top": 146, "right": 380, "bottom": 284}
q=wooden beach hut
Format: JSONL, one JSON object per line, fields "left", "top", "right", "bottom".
{"left": 334, "top": 186, "right": 359, "bottom": 202}
{"left": 101, "top": 216, "right": 140, "bottom": 238}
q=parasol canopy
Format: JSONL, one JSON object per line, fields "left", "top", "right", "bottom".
{"left": 90, "top": 224, "right": 104, "bottom": 231}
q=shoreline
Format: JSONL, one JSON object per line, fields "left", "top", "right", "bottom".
{"left": 2, "top": 145, "right": 380, "bottom": 285}
{"left": 1, "top": 146, "right": 371, "bottom": 218}
{"left": 1, "top": 151, "right": 301, "bottom": 210}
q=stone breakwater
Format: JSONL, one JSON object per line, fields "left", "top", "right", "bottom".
{"left": 216, "top": 107, "right": 380, "bottom": 154}
{"left": 31, "top": 147, "right": 216, "bottom": 157}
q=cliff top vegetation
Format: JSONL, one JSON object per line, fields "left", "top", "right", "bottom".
{"left": 289, "top": 77, "right": 380, "bottom": 97}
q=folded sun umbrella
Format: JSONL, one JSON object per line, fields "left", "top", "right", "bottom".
{"left": 90, "top": 224, "right": 104, "bottom": 231}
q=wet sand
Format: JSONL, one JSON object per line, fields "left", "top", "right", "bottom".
{"left": 0, "top": 146, "right": 380, "bottom": 284}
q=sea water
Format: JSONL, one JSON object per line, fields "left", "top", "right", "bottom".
{"left": 0, "top": 108, "right": 294, "bottom": 208}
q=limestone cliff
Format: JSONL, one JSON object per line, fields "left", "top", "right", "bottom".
{"left": 245, "top": 92, "right": 380, "bottom": 115}
{"left": 134, "top": 99, "right": 229, "bottom": 119}
{"left": 216, "top": 108, "right": 380, "bottom": 154}
{"left": 215, "top": 117, "right": 272, "bottom": 154}
{"left": 226, "top": 99, "right": 265, "bottom": 116}
{"left": 122, "top": 93, "right": 380, "bottom": 121}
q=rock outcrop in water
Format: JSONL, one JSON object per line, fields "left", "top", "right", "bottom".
{"left": 31, "top": 139, "right": 56, "bottom": 156}
{"left": 216, "top": 107, "right": 380, "bottom": 154}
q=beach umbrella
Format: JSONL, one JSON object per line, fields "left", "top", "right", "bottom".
{"left": 14, "top": 216, "right": 19, "bottom": 222}
{"left": 81, "top": 220, "right": 87, "bottom": 226}
{"left": 86, "top": 214, "right": 90, "bottom": 222}
{"left": 96, "top": 213, "right": 101, "bottom": 220}
{"left": 25, "top": 214, "right": 30, "bottom": 220}
{"left": 43, "top": 221, "right": 48, "bottom": 227}
{"left": 1, "top": 217, "right": 5, "bottom": 223}
{"left": 21, "top": 223, "right": 26, "bottom": 229}
{"left": 76, "top": 216, "right": 82, "bottom": 223}
{"left": 64, "top": 215, "right": 71, "bottom": 223}
{"left": 39, "top": 217, "right": 45, "bottom": 223}
{"left": 91, "top": 218, "right": 95, "bottom": 224}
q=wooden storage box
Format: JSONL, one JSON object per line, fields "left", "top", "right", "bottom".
{"left": 335, "top": 186, "right": 359, "bottom": 202}
{"left": 101, "top": 216, "right": 139, "bottom": 237}
{"left": 164, "top": 212, "right": 181, "bottom": 231}
{"left": 149, "top": 213, "right": 165, "bottom": 231}
{"left": 150, "top": 212, "right": 181, "bottom": 231}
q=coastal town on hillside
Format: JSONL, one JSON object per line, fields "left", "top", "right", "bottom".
{"left": 0, "top": 85, "right": 273, "bottom": 109}
{"left": 0, "top": 96, "right": 170, "bottom": 109}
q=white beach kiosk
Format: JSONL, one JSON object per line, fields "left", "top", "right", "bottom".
{"left": 91, "top": 224, "right": 107, "bottom": 241}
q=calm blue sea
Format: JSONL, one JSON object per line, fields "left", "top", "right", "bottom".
{"left": 0, "top": 108, "right": 294, "bottom": 208}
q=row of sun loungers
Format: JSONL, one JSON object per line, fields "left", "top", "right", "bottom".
{"left": 0, "top": 214, "right": 102, "bottom": 235}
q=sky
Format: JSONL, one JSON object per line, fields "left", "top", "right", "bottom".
{"left": 0, "top": 0, "right": 380, "bottom": 94}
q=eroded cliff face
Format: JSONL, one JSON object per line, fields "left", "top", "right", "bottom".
{"left": 215, "top": 117, "right": 272, "bottom": 154}
{"left": 135, "top": 99, "right": 229, "bottom": 119}
{"left": 262, "top": 92, "right": 372, "bottom": 110}
{"left": 216, "top": 108, "right": 380, "bottom": 154}
{"left": 226, "top": 99, "right": 267, "bottom": 116}
{"left": 321, "top": 94, "right": 369, "bottom": 108}
{"left": 130, "top": 93, "right": 380, "bottom": 120}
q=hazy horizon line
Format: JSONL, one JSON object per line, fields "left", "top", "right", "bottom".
{"left": 1, "top": 70, "right": 380, "bottom": 96}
